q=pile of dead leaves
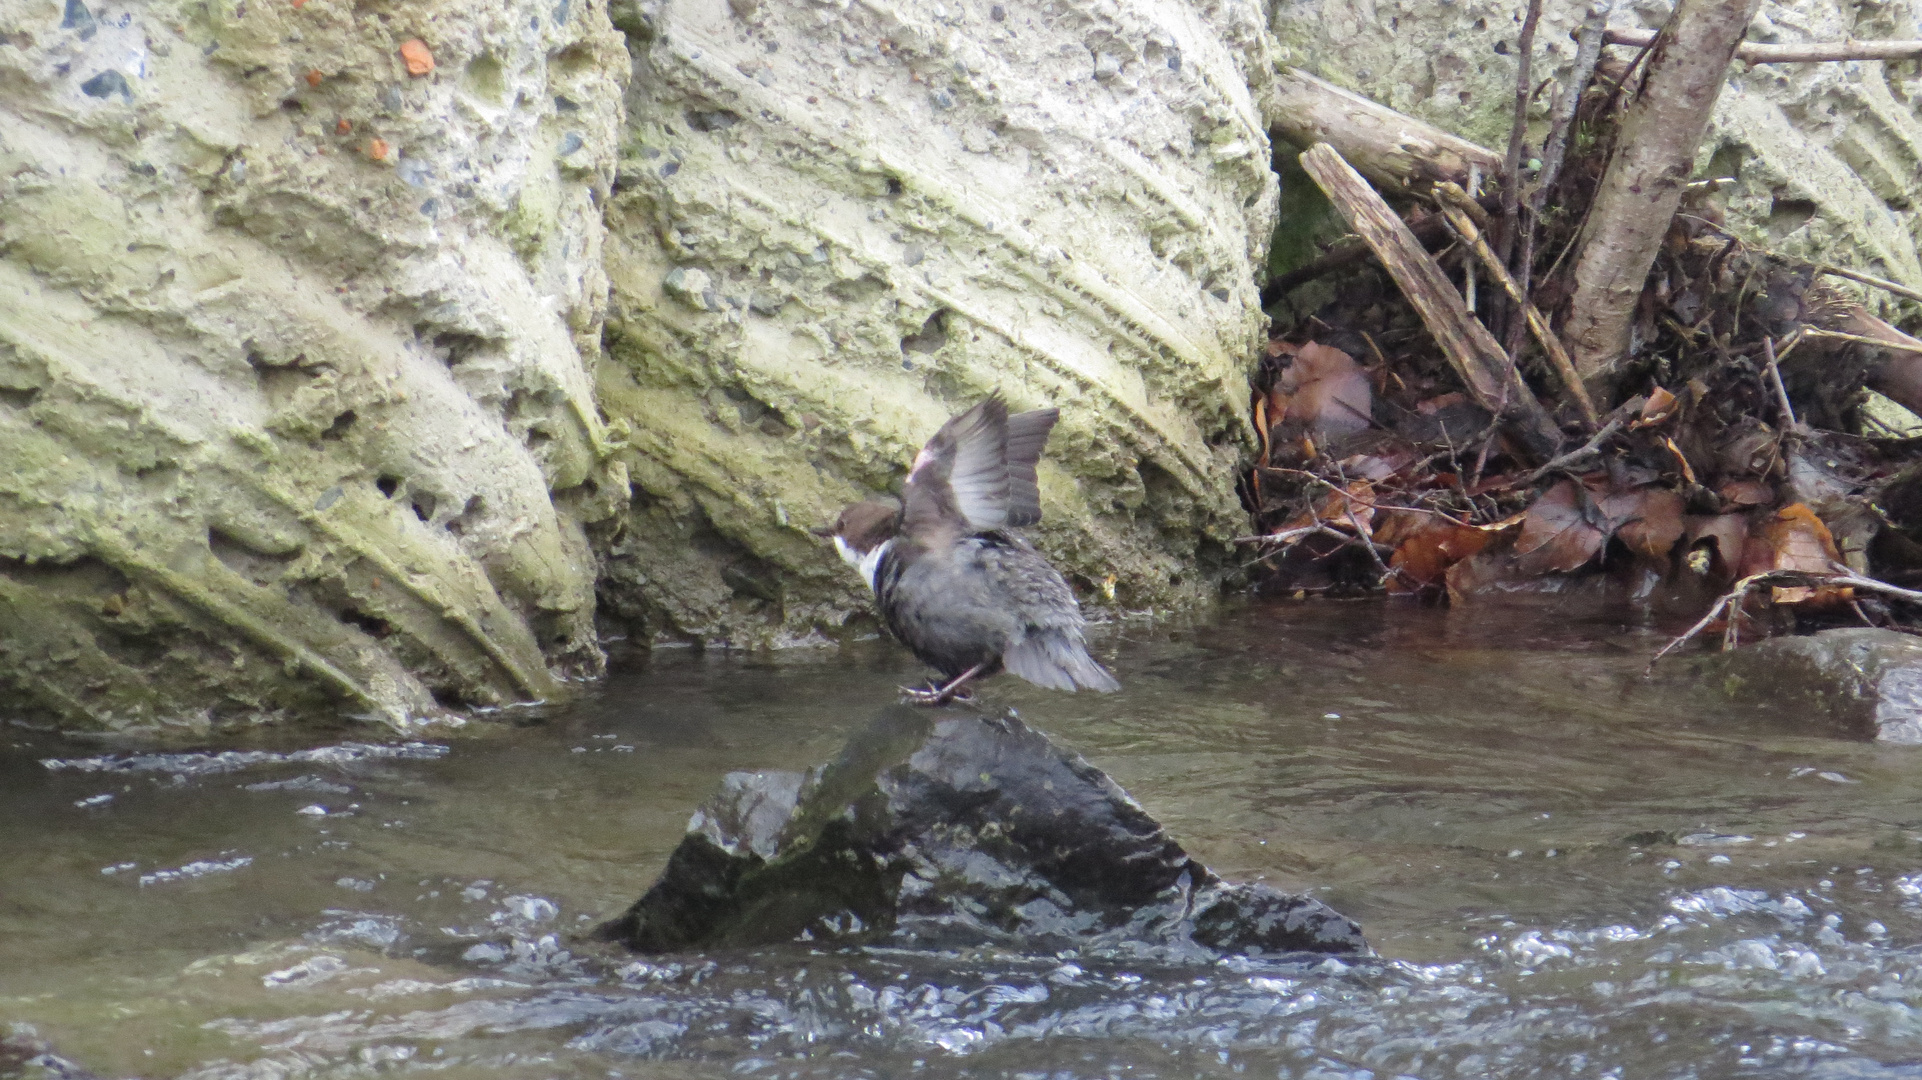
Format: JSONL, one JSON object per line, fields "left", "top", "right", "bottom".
{"left": 1243, "top": 307, "right": 1912, "bottom": 641}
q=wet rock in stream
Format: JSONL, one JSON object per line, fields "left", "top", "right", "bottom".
{"left": 1708, "top": 627, "right": 1922, "bottom": 744}
{"left": 598, "top": 706, "right": 1366, "bottom": 959}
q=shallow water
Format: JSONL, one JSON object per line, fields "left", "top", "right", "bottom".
{"left": 7, "top": 598, "right": 1922, "bottom": 1079}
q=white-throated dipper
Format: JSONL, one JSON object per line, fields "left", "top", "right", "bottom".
{"left": 819, "top": 395, "right": 1120, "bottom": 705}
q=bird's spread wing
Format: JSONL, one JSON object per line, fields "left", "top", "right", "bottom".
{"left": 1003, "top": 408, "right": 1058, "bottom": 528}
{"left": 905, "top": 395, "right": 1011, "bottom": 532}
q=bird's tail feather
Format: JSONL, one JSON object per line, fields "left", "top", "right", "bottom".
{"left": 1004, "top": 630, "right": 1120, "bottom": 693}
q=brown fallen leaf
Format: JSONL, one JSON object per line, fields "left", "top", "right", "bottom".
{"left": 1602, "top": 486, "right": 1686, "bottom": 562}
{"left": 1739, "top": 502, "right": 1851, "bottom": 606}
{"left": 1633, "top": 385, "right": 1680, "bottom": 427}
{"left": 1718, "top": 478, "right": 1774, "bottom": 507}
{"left": 1742, "top": 503, "right": 1840, "bottom": 576}
{"left": 1388, "top": 517, "right": 1494, "bottom": 592}
{"left": 1514, "top": 478, "right": 1607, "bottom": 574}
{"left": 1266, "top": 342, "right": 1372, "bottom": 440}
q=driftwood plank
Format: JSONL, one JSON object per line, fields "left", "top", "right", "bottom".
{"left": 1271, "top": 70, "right": 1505, "bottom": 195}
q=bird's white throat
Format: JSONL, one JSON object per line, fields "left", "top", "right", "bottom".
{"left": 833, "top": 535, "right": 891, "bottom": 593}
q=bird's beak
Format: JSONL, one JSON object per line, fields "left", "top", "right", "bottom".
{"left": 808, "top": 524, "right": 836, "bottom": 538}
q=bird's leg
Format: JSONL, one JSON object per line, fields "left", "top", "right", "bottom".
{"left": 899, "top": 662, "right": 991, "bottom": 706}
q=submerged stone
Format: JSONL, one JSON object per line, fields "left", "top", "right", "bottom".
{"left": 599, "top": 706, "right": 1367, "bottom": 960}
{"left": 1710, "top": 628, "right": 1922, "bottom": 744}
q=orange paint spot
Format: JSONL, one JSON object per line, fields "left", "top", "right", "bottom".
{"left": 336, "top": 117, "right": 351, "bottom": 134}
{"left": 305, "top": 68, "right": 323, "bottom": 86}
{"left": 399, "top": 39, "right": 434, "bottom": 76}
{"left": 365, "top": 137, "right": 389, "bottom": 161}
{"left": 291, "top": 0, "right": 308, "bottom": 8}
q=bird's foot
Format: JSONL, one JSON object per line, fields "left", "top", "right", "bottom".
{"left": 897, "top": 682, "right": 977, "bottom": 707}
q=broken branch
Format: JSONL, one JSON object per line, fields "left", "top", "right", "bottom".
{"left": 1270, "top": 69, "right": 1506, "bottom": 195}
{"left": 1804, "top": 328, "right": 1922, "bottom": 356}
{"left": 1649, "top": 565, "right": 1922, "bottom": 673}
{"left": 1815, "top": 263, "right": 1922, "bottom": 306}
{"left": 1300, "top": 142, "right": 1562, "bottom": 458}
{"left": 1523, "top": 418, "right": 1622, "bottom": 484}
{"left": 1498, "top": 0, "right": 1546, "bottom": 285}
{"left": 1763, "top": 335, "right": 1799, "bottom": 429}
{"left": 1537, "top": 1, "right": 1616, "bottom": 208}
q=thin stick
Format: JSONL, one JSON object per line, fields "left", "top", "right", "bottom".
{"left": 1501, "top": 0, "right": 1545, "bottom": 245}
{"left": 1604, "top": 27, "right": 1922, "bottom": 64}
{"left": 1259, "top": 468, "right": 1472, "bottom": 522}
{"left": 1496, "top": 0, "right": 1545, "bottom": 337}
{"left": 1345, "top": 506, "right": 1404, "bottom": 587}
{"left": 1468, "top": 424, "right": 1498, "bottom": 491}
{"left": 1436, "top": 197, "right": 1601, "bottom": 424}
{"left": 1647, "top": 571, "right": 1771, "bottom": 671}
{"left": 1648, "top": 565, "right": 1922, "bottom": 673}
{"left": 1669, "top": 214, "right": 1922, "bottom": 305}
{"left": 1464, "top": 165, "right": 1482, "bottom": 313}
{"left": 1523, "top": 418, "right": 1622, "bottom": 484}
{"left": 1536, "top": 1, "right": 1615, "bottom": 209}
{"left": 1232, "top": 525, "right": 1361, "bottom": 546}
{"left": 1763, "top": 336, "right": 1798, "bottom": 429}
{"left": 1803, "top": 328, "right": 1922, "bottom": 355}
{"left": 1816, "top": 263, "right": 1922, "bottom": 305}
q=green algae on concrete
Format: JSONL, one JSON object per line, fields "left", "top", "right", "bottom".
{"left": 0, "top": 0, "right": 630, "bottom": 733}
{"left": 593, "top": 0, "right": 1281, "bottom": 648}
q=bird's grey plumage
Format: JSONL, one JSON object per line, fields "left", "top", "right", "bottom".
{"left": 1002, "top": 407, "right": 1058, "bottom": 528}
{"left": 870, "top": 530, "right": 1119, "bottom": 694}
{"left": 823, "top": 394, "right": 1114, "bottom": 701}
{"left": 906, "top": 397, "right": 1060, "bottom": 535}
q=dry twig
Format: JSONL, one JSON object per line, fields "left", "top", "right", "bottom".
{"left": 1537, "top": 1, "right": 1615, "bottom": 209}
{"left": 1498, "top": 0, "right": 1546, "bottom": 284}
{"left": 1648, "top": 565, "right": 1922, "bottom": 673}
{"left": 1763, "top": 335, "right": 1799, "bottom": 429}
{"left": 1604, "top": 27, "right": 1922, "bottom": 64}
{"left": 1435, "top": 194, "right": 1600, "bottom": 424}
{"left": 1803, "top": 328, "right": 1922, "bottom": 356}
{"left": 1523, "top": 418, "right": 1623, "bottom": 484}
{"left": 1270, "top": 69, "right": 1506, "bottom": 195}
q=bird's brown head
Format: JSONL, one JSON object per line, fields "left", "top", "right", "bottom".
{"left": 815, "top": 499, "right": 901, "bottom": 561}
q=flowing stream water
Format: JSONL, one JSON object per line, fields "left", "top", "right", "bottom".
{"left": 6, "top": 597, "right": 1922, "bottom": 1079}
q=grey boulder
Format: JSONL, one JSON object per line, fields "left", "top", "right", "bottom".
{"left": 1709, "top": 627, "right": 1922, "bottom": 744}
{"left": 599, "top": 706, "right": 1366, "bottom": 960}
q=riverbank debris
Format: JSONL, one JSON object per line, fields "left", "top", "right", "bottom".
{"left": 1255, "top": 4, "right": 1922, "bottom": 663}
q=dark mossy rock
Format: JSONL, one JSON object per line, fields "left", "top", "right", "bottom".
{"left": 599, "top": 706, "right": 1367, "bottom": 960}
{"left": 1707, "top": 627, "right": 1922, "bottom": 744}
